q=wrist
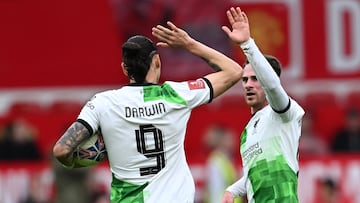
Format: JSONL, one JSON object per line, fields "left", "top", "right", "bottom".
{"left": 239, "top": 38, "right": 253, "bottom": 50}
{"left": 184, "top": 38, "right": 198, "bottom": 51}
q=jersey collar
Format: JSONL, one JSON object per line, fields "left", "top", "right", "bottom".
{"left": 127, "top": 82, "right": 157, "bottom": 86}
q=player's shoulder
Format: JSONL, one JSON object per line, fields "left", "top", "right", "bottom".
{"left": 269, "top": 98, "right": 304, "bottom": 121}
{"left": 163, "top": 78, "right": 208, "bottom": 90}
{"left": 162, "top": 80, "right": 182, "bottom": 86}
{"left": 289, "top": 98, "right": 305, "bottom": 113}
{"left": 284, "top": 98, "right": 305, "bottom": 120}
{"left": 95, "top": 85, "right": 130, "bottom": 97}
{"left": 89, "top": 88, "right": 123, "bottom": 104}
{"left": 91, "top": 90, "right": 111, "bottom": 100}
{"left": 161, "top": 81, "right": 184, "bottom": 91}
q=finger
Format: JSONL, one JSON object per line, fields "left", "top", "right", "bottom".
{"left": 242, "top": 12, "right": 249, "bottom": 23}
{"left": 155, "top": 25, "right": 171, "bottom": 34}
{"left": 157, "top": 24, "right": 175, "bottom": 39}
{"left": 166, "top": 21, "right": 178, "bottom": 32}
{"left": 234, "top": 7, "right": 244, "bottom": 21}
{"left": 230, "top": 7, "right": 241, "bottom": 21}
{"left": 152, "top": 26, "right": 172, "bottom": 42}
{"left": 226, "top": 10, "right": 235, "bottom": 25}
{"left": 152, "top": 30, "right": 168, "bottom": 43}
{"left": 236, "top": 7, "right": 242, "bottom": 16}
{"left": 151, "top": 27, "right": 163, "bottom": 37}
{"left": 221, "top": 26, "right": 231, "bottom": 36}
{"left": 156, "top": 42, "right": 169, "bottom": 48}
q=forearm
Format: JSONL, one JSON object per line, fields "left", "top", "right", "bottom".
{"left": 187, "top": 39, "right": 239, "bottom": 73}
{"left": 54, "top": 145, "right": 76, "bottom": 168}
{"left": 53, "top": 121, "right": 91, "bottom": 168}
{"left": 241, "top": 38, "right": 289, "bottom": 111}
{"left": 186, "top": 39, "right": 242, "bottom": 98}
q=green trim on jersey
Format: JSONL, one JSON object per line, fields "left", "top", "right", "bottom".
{"left": 248, "top": 155, "right": 299, "bottom": 203}
{"left": 240, "top": 128, "right": 247, "bottom": 147}
{"left": 110, "top": 175, "right": 149, "bottom": 203}
{"left": 143, "top": 83, "right": 186, "bottom": 105}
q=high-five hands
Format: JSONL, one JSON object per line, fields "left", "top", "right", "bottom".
{"left": 222, "top": 7, "right": 251, "bottom": 45}
{"left": 152, "top": 21, "right": 194, "bottom": 49}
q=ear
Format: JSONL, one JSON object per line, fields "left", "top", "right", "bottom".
{"left": 154, "top": 55, "right": 161, "bottom": 70}
{"left": 121, "top": 62, "right": 128, "bottom": 77}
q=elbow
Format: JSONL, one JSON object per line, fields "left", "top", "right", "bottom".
{"left": 53, "top": 144, "right": 72, "bottom": 159}
{"left": 264, "top": 80, "right": 281, "bottom": 92}
{"left": 221, "top": 64, "right": 243, "bottom": 87}
{"left": 232, "top": 65, "right": 243, "bottom": 82}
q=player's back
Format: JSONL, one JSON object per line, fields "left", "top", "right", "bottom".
{"left": 79, "top": 80, "right": 211, "bottom": 202}
{"left": 98, "top": 84, "right": 191, "bottom": 182}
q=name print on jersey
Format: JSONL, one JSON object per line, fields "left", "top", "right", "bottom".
{"left": 242, "top": 142, "right": 263, "bottom": 163}
{"left": 125, "top": 102, "right": 166, "bottom": 118}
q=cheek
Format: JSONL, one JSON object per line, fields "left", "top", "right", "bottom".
{"left": 253, "top": 82, "right": 263, "bottom": 89}
{"left": 258, "top": 89, "right": 266, "bottom": 98}
{"left": 259, "top": 93, "right": 267, "bottom": 101}
{"left": 255, "top": 86, "right": 266, "bottom": 99}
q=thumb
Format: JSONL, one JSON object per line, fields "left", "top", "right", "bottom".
{"left": 221, "top": 26, "right": 232, "bottom": 36}
{"left": 156, "top": 42, "right": 169, "bottom": 48}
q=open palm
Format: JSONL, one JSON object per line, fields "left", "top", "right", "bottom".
{"left": 222, "top": 7, "right": 251, "bottom": 45}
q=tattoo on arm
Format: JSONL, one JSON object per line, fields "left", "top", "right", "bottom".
{"left": 57, "top": 122, "right": 91, "bottom": 153}
{"left": 201, "top": 57, "right": 221, "bottom": 72}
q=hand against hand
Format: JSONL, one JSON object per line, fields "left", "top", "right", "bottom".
{"left": 222, "top": 7, "right": 251, "bottom": 45}
{"left": 152, "top": 21, "right": 194, "bottom": 49}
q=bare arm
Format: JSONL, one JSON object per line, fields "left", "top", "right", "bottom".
{"left": 152, "top": 21, "right": 243, "bottom": 99}
{"left": 53, "top": 121, "right": 91, "bottom": 168}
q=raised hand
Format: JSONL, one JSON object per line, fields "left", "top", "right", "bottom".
{"left": 222, "top": 7, "right": 251, "bottom": 45}
{"left": 152, "top": 21, "right": 195, "bottom": 49}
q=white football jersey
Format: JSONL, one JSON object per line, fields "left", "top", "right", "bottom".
{"left": 240, "top": 99, "right": 304, "bottom": 202}
{"left": 77, "top": 79, "right": 212, "bottom": 202}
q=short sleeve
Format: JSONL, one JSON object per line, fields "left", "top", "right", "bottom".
{"left": 77, "top": 94, "right": 105, "bottom": 134}
{"left": 272, "top": 98, "right": 305, "bottom": 123}
{"left": 164, "top": 78, "right": 213, "bottom": 109}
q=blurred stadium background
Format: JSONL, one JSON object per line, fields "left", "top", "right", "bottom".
{"left": 1, "top": 0, "right": 360, "bottom": 202}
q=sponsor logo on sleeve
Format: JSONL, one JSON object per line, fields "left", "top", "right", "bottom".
{"left": 187, "top": 79, "right": 205, "bottom": 90}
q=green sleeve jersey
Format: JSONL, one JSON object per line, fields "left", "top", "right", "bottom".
{"left": 78, "top": 79, "right": 213, "bottom": 203}
{"left": 240, "top": 99, "right": 304, "bottom": 203}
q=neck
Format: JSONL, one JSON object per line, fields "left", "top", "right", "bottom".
{"left": 251, "top": 101, "right": 268, "bottom": 115}
{"left": 129, "top": 80, "right": 155, "bottom": 85}
{"left": 145, "top": 64, "right": 159, "bottom": 84}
